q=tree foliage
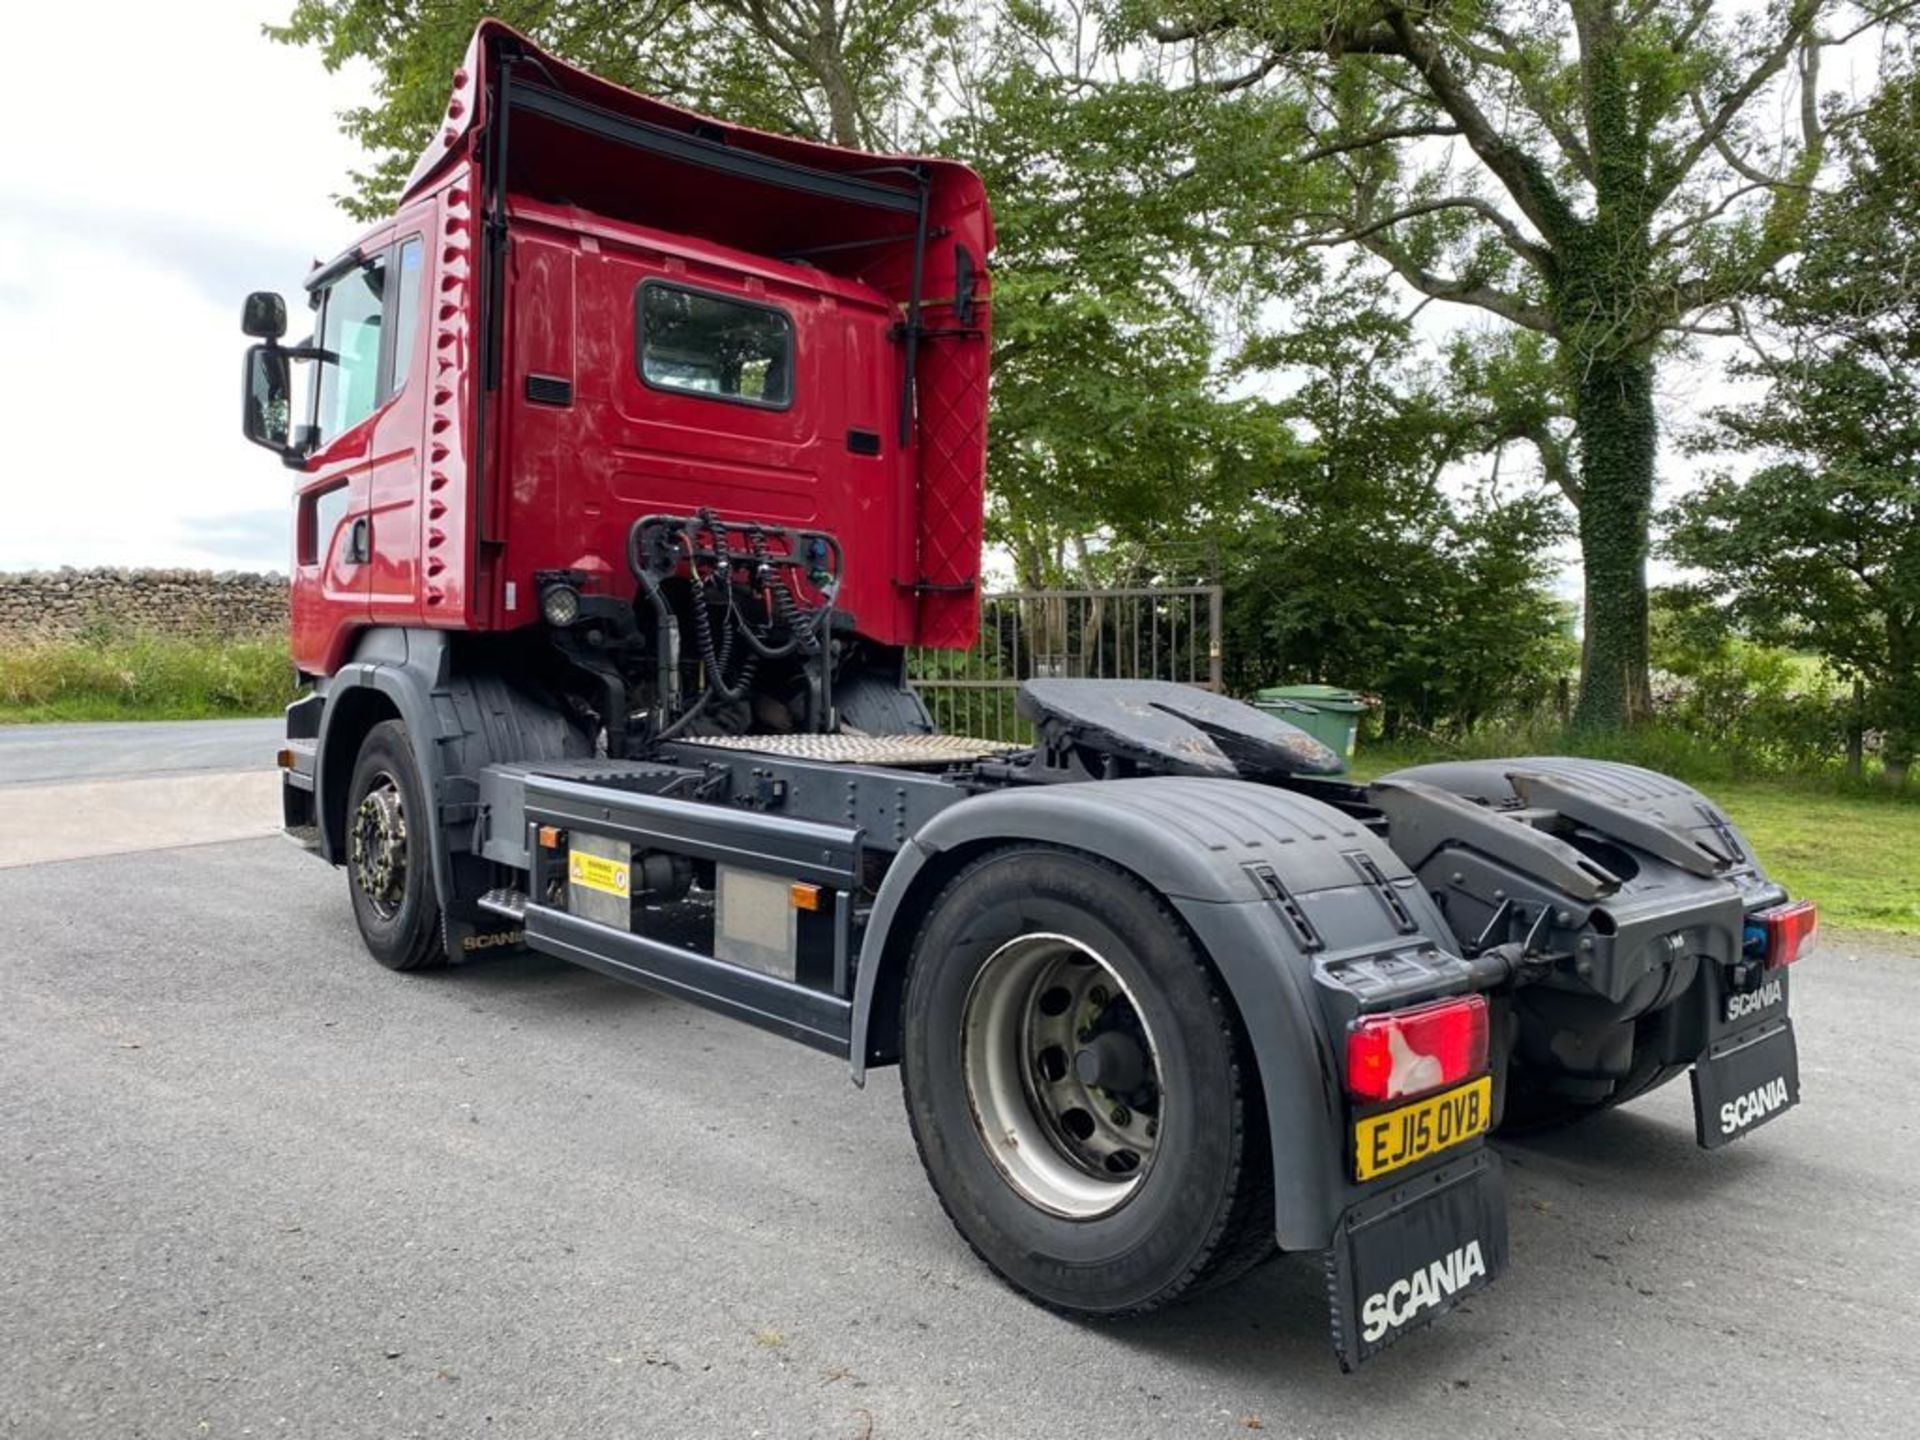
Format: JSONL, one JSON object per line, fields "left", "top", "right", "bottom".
{"left": 1648, "top": 587, "right": 1849, "bottom": 769}
{"left": 1665, "top": 65, "right": 1920, "bottom": 782}
{"left": 1213, "top": 290, "right": 1575, "bottom": 732}
{"left": 269, "top": 0, "right": 955, "bottom": 219}
{"left": 943, "top": 29, "right": 1262, "bottom": 584}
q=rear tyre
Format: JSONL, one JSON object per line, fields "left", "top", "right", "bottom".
{"left": 900, "top": 847, "right": 1273, "bottom": 1316}
{"left": 345, "top": 719, "right": 444, "bottom": 972}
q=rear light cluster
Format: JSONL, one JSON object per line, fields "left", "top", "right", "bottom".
{"left": 1345, "top": 995, "right": 1488, "bottom": 1103}
{"left": 1748, "top": 899, "right": 1818, "bottom": 971}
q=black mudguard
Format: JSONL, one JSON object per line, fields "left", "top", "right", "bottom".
{"left": 850, "top": 776, "right": 1508, "bottom": 1258}
{"left": 305, "top": 628, "right": 588, "bottom": 956}
{"left": 1327, "top": 1149, "right": 1508, "bottom": 1369}
{"left": 1375, "top": 757, "right": 1767, "bottom": 880}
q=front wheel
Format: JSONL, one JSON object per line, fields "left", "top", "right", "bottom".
{"left": 344, "top": 719, "right": 444, "bottom": 972}
{"left": 900, "top": 848, "right": 1273, "bottom": 1316}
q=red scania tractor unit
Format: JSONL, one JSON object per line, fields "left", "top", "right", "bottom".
{"left": 242, "top": 23, "right": 1814, "bottom": 1368}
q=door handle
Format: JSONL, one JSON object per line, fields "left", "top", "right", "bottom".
{"left": 345, "top": 516, "right": 372, "bottom": 565}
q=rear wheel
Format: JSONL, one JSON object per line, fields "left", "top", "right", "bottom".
{"left": 345, "top": 719, "right": 443, "bottom": 972}
{"left": 900, "top": 848, "right": 1273, "bottom": 1316}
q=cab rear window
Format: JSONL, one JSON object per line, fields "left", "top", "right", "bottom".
{"left": 636, "top": 282, "right": 794, "bottom": 409}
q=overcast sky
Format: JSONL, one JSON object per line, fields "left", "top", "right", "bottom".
{"left": 0, "top": 0, "right": 373, "bottom": 574}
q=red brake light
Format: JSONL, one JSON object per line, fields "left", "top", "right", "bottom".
{"left": 1762, "top": 899, "right": 1818, "bottom": 970}
{"left": 1347, "top": 996, "right": 1489, "bottom": 1103}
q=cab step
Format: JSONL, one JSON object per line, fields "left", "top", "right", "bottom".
{"left": 478, "top": 887, "right": 529, "bottom": 921}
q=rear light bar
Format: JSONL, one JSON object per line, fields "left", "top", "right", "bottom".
{"left": 1750, "top": 899, "right": 1818, "bottom": 970}
{"left": 1346, "top": 995, "right": 1489, "bottom": 1104}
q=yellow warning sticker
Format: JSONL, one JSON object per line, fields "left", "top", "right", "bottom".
{"left": 569, "top": 851, "right": 630, "bottom": 899}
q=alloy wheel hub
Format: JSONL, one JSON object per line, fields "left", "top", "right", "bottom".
{"left": 961, "top": 932, "right": 1164, "bottom": 1219}
{"left": 349, "top": 776, "right": 408, "bottom": 920}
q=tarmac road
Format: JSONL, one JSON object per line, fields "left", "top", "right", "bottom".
{"left": 0, "top": 720, "right": 282, "bottom": 869}
{"left": 0, "top": 718, "right": 280, "bottom": 787}
{"left": 1, "top": 722, "right": 1916, "bottom": 1438}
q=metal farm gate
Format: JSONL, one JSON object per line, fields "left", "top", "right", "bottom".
{"left": 909, "top": 586, "right": 1225, "bottom": 742}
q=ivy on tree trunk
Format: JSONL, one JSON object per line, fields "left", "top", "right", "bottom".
{"left": 1573, "top": 356, "right": 1656, "bottom": 727}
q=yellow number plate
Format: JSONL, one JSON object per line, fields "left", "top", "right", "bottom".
{"left": 568, "top": 851, "right": 631, "bottom": 899}
{"left": 1353, "top": 1076, "right": 1493, "bottom": 1182}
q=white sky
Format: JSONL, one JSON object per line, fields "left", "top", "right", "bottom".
{"left": 0, "top": 0, "right": 374, "bottom": 574}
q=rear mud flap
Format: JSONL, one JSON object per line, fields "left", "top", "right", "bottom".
{"left": 1691, "top": 1018, "right": 1799, "bottom": 1149}
{"left": 1327, "top": 1149, "right": 1508, "bottom": 1370}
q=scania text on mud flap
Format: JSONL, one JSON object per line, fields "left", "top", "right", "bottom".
{"left": 244, "top": 22, "right": 1815, "bottom": 1368}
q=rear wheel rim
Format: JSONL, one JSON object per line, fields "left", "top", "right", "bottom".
{"left": 961, "top": 932, "right": 1165, "bottom": 1219}
{"left": 349, "top": 773, "right": 409, "bottom": 922}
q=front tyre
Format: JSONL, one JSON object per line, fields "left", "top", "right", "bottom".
{"left": 900, "top": 848, "right": 1273, "bottom": 1316}
{"left": 345, "top": 719, "right": 444, "bottom": 972}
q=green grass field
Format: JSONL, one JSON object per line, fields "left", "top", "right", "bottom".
{"left": 1696, "top": 780, "right": 1919, "bottom": 936}
{"left": 0, "top": 631, "right": 299, "bottom": 724}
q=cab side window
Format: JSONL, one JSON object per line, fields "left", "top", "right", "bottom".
{"left": 388, "top": 238, "right": 424, "bottom": 395}
{"left": 314, "top": 257, "right": 386, "bottom": 444}
{"left": 637, "top": 282, "right": 794, "bottom": 409}
{"left": 307, "top": 235, "right": 426, "bottom": 445}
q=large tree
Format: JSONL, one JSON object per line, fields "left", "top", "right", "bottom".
{"left": 1665, "top": 64, "right": 1920, "bottom": 783}
{"left": 1128, "top": 0, "right": 1910, "bottom": 728}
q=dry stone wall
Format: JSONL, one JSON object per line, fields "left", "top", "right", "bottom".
{"left": 0, "top": 569, "right": 290, "bottom": 640}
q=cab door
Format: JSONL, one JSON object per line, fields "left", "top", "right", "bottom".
{"left": 290, "top": 231, "right": 393, "bottom": 672}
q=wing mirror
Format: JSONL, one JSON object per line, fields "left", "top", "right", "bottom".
{"left": 242, "top": 290, "right": 288, "bottom": 340}
{"left": 242, "top": 344, "right": 293, "bottom": 456}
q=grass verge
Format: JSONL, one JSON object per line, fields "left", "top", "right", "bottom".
{"left": 1688, "top": 780, "right": 1919, "bottom": 936}
{"left": 1353, "top": 743, "right": 1919, "bottom": 937}
{"left": 0, "top": 630, "right": 298, "bottom": 723}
